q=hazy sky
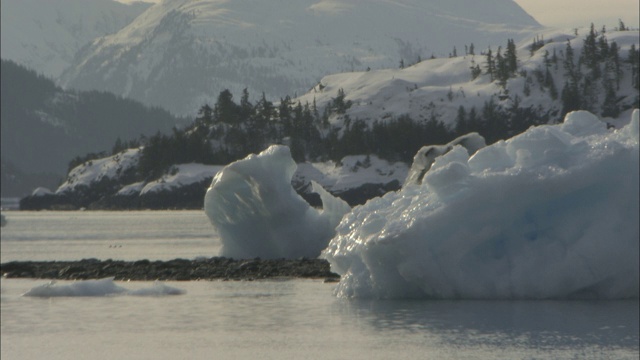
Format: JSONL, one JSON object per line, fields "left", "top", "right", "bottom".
{"left": 120, "top": 0, "right": 639, "bottom": 30}
{"left": 513, "top": 0, "right": 639, "bottom": 29}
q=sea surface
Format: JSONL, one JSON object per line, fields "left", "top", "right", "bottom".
{"left": 1, "top": 211, "right": 639, "bottom": 360}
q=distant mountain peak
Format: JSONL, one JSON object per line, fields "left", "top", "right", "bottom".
{"left": 0, "top": 0, "right": 151, "bottom": 79}
{"left": 57, "top": 0, "right": 541, "bottom": 115}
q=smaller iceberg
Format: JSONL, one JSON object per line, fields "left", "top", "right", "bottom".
{"left": 204, "top": 145, "right": 350, "bottom": 259}
{"left": 22, "top": 278, "right": 185, "bottom": 297}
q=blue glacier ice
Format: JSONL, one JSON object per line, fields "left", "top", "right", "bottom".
{"left": 204, "top": 145, "right": 350, "bottom": 259}
{"left": 323, "top": 110, "right": 639, "bottom": 299}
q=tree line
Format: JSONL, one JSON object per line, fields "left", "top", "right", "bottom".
{"left": 71, "top": 25, "right": 638, "bottom": 183}
{"left": 89, "top": 87, "right": 554, "bottom": 183}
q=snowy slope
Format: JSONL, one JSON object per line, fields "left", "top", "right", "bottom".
{"left": 294, "top": 27, "right": 640, "bottom": 129}
{"left": 59, "top": 0, "right": 540, "bottom": 115}
{"left": 50, "top": 147, "right": 406, "bottom": 208}
{"left": 140, "top": 163, "right": 224, "bottom": 195}
{"left": 55, "top": 149, "right": 226, "bottom": 197}
{"left": 0, "top": 0, "right": 150, "bottom": 79}
{"left": 56, "top": 148, "right": 141, "bottom": 194}
{"left": 294, "top": 155, "right": 408, "bottom": 194}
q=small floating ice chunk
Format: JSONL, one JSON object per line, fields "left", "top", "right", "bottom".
{"left": 22, "top": 278, "right": 185, "bottom": 297}
{"left": 23, "top": 278, "right": 128, "bottom": 297}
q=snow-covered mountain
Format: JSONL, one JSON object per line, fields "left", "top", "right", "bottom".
{"left": 294, "top": 27, "right": 640, "bottom": 128}
{"left": 19, "top": 25, "right": 639, "bottom": 209}
{"left": 0, "top": 0, "right": 151, "bottom": 79}
{"left": 59, "top": 0, "right": 540, "bottom": 115}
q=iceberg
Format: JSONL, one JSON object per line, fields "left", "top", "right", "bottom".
{"left": 204, "top": 145, "right": 350, "bottom": 259}
{"left": 323, "top": 110, "right": 639, "bottom": 299}
{"left": 404, "top": 132, "right": 486, "bottom": 186}
{"left": 22, "top": 278, "right": 185, "bottom": 297}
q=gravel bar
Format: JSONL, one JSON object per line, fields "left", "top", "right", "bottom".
{"left": 1, "top": 258, "right": 340, "bottom": 282}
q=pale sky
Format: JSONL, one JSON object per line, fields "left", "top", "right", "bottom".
{"left": 514, "top": 0, "right": 640, "bottom": 29}
{"left": 121, "top": 0, "right": 639, "bottom": 30}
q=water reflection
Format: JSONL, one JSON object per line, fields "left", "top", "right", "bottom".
{"left": 335, "top": 299, "right": 640, "bottom": 349}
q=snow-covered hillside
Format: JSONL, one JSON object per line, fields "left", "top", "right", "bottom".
{"left": 0, "top": 0, "right": 150, "bottom": 79}
{"left": 59, "top": 0, "right": 540, "bottom": 115}
{"left": 294, "top": 27, "right": 640, "bottom": 129}
{"left": 21, "top": 146, "right": 408, "bottom": 210}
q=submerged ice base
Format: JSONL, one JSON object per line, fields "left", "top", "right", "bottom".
{"left": 323, "top": 110, "right": 640, "bottom": 299}
{"left": 204, "top": 145, "right": 350, "bottom": 259}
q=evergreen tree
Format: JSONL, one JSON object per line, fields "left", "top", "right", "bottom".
{"left": 618, "top": 19, "right": 627, "bottom": 31}
{"left": 545, "top": 68, "right": 558, "bottom": 100}
{"left": 470, "top": 58, "right": 482, "bottom": 80}
{"left": 331, "top": 88, "right": 352, "bottom": 114}
{"left": 606, "top": 41, "right": 622, "bottom": 90}
{"left": 485, "top": 47, "right": 495, "bottom": 81}
{"left": 454, "top": 105, "right": 468, "bottom": 134}
{"left": 467, "top": 107, "right": 480, "bottom": 134}
{"left": 523, "top": 76, "right": 533, "bottom": 97}
{"left": 278, "top": 95, "right": 293, "bottom": 136}
{"left": 598, "top": 32, "right": 609, "bottom": 60}
{"left": 529, "top": 35, "right": 545, "bottom": 55}
{"left": 195, "top": 104, "right": 214, "bottom": 126}
{"left": 628, "top": 44, "right": 639, "bottom": 90}
{"left": 239, "top": 88, "right": 253, "bottom": 120}
{"left": 495, "top": 46, "right": 509, "bottom": 87}
{"left": 214, "top": 89, "right": 239, "bottom": 124}
{"left": 563, "top": 40, "right": 579, "bottom": 84}
{"left": 481, "top": 99, "right": 506, "bottom": 144}
{"left": 505, "top": 39, "right": 518, "bottom": 74}
{"left": 561, "top": 80, "right": 581, "bottom": 116}
{"left": 581, "top": 23, "right": 601, "bottom": 78}
{"left": 601, "top": 79, "right": 620, "bottom": 118}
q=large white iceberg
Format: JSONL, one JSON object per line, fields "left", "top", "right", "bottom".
{"left": 204, "top": 145, "right": 350, "bottom": 259}
{"left": 323, "top": 110, "right": 639, "bottom": 299}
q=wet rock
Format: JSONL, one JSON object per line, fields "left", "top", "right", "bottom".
{"left": 1, "top": 257, "right": 339, "bottom": 281}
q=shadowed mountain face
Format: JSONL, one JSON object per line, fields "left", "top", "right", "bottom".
{"left": 59, "top": 0, "right": 540, "bottom": 115}
{"left": 0, "top": 60, "right": 180, "bottom": 197}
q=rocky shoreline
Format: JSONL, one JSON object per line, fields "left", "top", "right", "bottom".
{"left": 1, "top": 257, "right": 340, "bottom": 282}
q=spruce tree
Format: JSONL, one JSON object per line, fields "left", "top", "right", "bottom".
{"left": 495, "top": 47, "right": 509, "bottom": 87}
{"left": 628, "top": 44, "right": 639, "bottom": 90}
{"left": 455, "top": 106, "right": 468, "bottom": 135}
{"left": 485, "top": 47, "right": 495, "bottom": 81}
{"left": 214, "top": 89, "right": 239, "bottom": 124}
{"left": 505, "top": 39, "right": 518, "bottom": 74}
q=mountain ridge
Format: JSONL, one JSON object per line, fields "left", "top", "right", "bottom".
{"left": 0, "top": 60, "right": 182, "bottom": 197}
{"left": 58, "top": 0, "right": 541, "bottom": 115}
{"left": 18, "top": 25, "right": 639, "bottom": 209}
{"left": 0, "top": 0, "right": 151, "bottom": 79}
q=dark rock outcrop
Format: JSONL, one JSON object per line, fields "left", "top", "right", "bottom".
{"left": 1, "top": 257, "right": 340, "bottom": 281}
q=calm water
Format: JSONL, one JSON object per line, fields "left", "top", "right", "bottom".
{"left": 1, "top": 210, "right": 220, "bottom": 261}
{"left": 1, "top": 211, "right": 638, "bottom": 359}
